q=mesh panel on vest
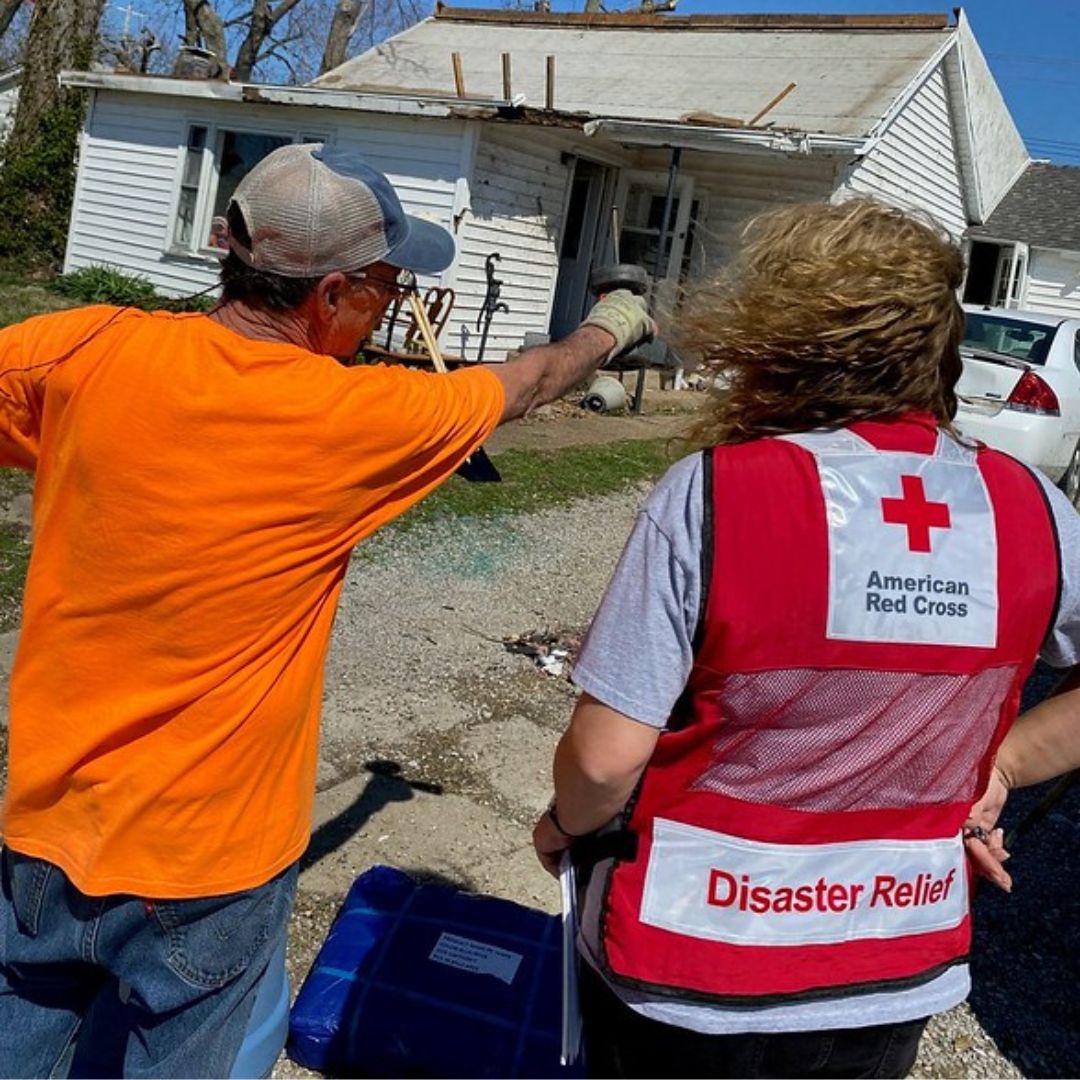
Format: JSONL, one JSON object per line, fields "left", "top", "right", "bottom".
{"left": 691, "top": 665, "right": 1017, "bottom": 811}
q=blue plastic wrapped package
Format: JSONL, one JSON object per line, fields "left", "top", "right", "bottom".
{"left": 287, "top": 864, "right": 583, "bottom": 1078}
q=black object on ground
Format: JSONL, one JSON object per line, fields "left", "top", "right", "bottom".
{"left": 457, "top": 450, "right": 502, "bottom": 483}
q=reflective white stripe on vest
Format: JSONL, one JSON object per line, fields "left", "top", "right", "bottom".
{"left": 640, "top": 818, "right": 967, "bottom": 946}
{"left": 781, "top": 430, "right": 998, "bottom": 648}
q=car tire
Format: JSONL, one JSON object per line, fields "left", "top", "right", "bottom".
{"left": 1060, "top": 443, "right": 1080, "bottom": 507}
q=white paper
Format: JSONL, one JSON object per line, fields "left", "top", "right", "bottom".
{"left": 429, "top": 932, "right": 522, "bottom": 985}
{"left": 560, "top": 851, "right": 583, "bottom": 1067}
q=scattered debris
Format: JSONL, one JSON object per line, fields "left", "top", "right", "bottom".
{"left": 502, "top": 627, "right": 584, "bottom": 680}
{"left": 681, "top": 370, "right": 720, "bottom": 392}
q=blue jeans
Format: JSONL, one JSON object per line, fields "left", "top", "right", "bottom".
{"left": 0, "top": 848, "right": 297, "bottom": 1078}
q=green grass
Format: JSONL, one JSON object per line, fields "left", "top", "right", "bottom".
{"left": 0, "top": 263, "right": 78, "bottom": 326}
{"left": 392, "top": 437, "right": 684, "bottom": 532}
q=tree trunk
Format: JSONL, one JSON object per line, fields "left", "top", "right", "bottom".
{"left": 0, "top": 0, "right": 106, "bottom": 265}
{"left": 8, "top": 0, "right": 104, "bottom": 146}
{"left": 175, "top": 0, "right": 228, "bottom": 79}
{"left": 0, "top": 0, "right": 23, "bottom": 42}
{"left": 232, "top": 0, "right": 305, "bottom": 83}
{"left": 319, "top": 0, "right": 365, "bottom": 75}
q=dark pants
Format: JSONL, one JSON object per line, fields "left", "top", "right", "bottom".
{"left": 579, "top": 962, "right": 927, "bottom": 1079}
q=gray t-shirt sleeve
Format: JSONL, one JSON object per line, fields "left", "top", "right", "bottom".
{"left": 1031, "top": 470, "right": 1080, "bottom": 667}
{"left": 572, "top": 452, "right": 705, "bottom": 728}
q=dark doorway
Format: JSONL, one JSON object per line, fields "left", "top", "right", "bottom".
{"left": 965, "top": 241, "right": 1002, "bottom": 306}
{"left": 550, "top": 158, "right": 612, "bottom": 339}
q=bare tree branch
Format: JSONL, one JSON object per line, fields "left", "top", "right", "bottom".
{"left": 167, "top": 0, "right": 421, "bottom": 85}
{"left": 0, "top": 0, "right": 24, "bottom": 43}
{"left": 274, "top": 0, "right": 309, "bottom": 19}
{"left": 319, "top": 0, "right": 364, "bottom": 75}
{"left": 228, "top": 0, "right": 309, "bottom": 81}
{"left": 8, "top": 0, "right": 105, "bottom": 143}
{"left": 261, "top": 27, "right": 304, "bottom": 59}
{"left": 105, "top": 26, "right": 161, "bottom": 74}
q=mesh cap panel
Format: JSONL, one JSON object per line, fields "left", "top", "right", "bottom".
{"left": 229, "top": 143, "right": 455, "bottom": 278}
{"left": 691, "top": 665, "right": 1016, "bottom": 812}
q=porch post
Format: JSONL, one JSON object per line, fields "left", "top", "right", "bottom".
{"left": 653, "top": 145, "right": 682, "bottom": 280}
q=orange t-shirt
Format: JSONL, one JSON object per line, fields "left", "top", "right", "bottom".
{"left": 0, "top": 305, "right": 504, "bottom": 897}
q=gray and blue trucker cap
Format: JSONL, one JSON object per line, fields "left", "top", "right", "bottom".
{"left": 228, "top": 143, "right": 456, "bottom": 277}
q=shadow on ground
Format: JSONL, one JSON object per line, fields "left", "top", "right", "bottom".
{"left": 301, "top": 761, "right": 443, "bottom": 873}
{"left": 969, "top": 663, "right": 1080, "bottom": 1076}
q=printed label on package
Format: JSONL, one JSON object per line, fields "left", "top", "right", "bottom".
{"left": 429, "top": 932, "right": 523, "bottom": 985}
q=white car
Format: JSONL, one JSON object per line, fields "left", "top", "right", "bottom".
{"left": 955, "top": 304, "right": 1080, "bottom": 498}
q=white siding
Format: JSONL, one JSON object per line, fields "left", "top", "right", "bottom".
{"left": 449, "top": 124, "right": 571, "bottom": 362}
{"left": 65, "top": 90, "right": 467, "bottom": 299}
{"left": 953, "top": 12, "right": 1028, "bottom": 222}
{"left": 448, "top": 137, "right": 836, "bottom": 360}
{"left": 1023, "top": 249, "right": 1080, "bottom": 319}
{"left": 0, "top": 84, "right": 18, "bottom": 144}
{"left": 638, "top": 147, "right": 837, "bottom": 273}
{"left": 839, "top": 64, "right": 966, "bottom": 238}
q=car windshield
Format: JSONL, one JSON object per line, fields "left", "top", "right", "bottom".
{"left": 962, "top": 313, "right": 1059, "bottom": 366}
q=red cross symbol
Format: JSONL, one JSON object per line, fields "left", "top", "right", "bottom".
{"left": 880, "top": 475, "right": 951, "bottom": 553}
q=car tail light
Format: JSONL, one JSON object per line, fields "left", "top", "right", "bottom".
{"left": 1005, "top": 371, "right": 1060, "bottom": 416}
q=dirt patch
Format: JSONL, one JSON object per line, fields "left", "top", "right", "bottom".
{"left": 484, "top": 385, "right": 709, "bottom": 454}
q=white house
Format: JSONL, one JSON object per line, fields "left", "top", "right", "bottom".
{"left": 963, "top": 163, "right": 1080, "bottom": 319}
{"left": 59, "top": 5, "right": 1028, "bottom": 363}
{"left": 0, "top": 67, "right": 21, "bottom": 144}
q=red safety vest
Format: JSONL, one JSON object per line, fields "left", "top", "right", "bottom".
{"left": 597, "top": 414, "right": 1059, "bottom": 1004}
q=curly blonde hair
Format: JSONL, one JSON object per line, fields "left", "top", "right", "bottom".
{"left": 678, "top": 198, "right": 965, "bottom": 446}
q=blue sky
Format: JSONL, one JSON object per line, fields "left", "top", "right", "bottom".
{"left": 470, "top": 1, "right": 1080, "bottom": 165}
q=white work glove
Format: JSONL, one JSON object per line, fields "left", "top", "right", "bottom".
{"left": 580, "top": 289, "right": 657, "bottom": 360}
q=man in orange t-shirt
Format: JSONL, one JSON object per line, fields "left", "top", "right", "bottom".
{"left": 0, "top": 143, "right": 654, "bottom": 1078}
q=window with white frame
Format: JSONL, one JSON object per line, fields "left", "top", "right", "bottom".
{"left": 618, "top": 178, "right": 698, "bottom": 285}
{"left": 171, "top": 125, "right": 325, "bottom": 256}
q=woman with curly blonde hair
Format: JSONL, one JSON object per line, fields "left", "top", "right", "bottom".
{"left": 689, "top": 197, "right": 965, "bottom": 445}
{"left": 534, "top": 198, "right": 1080, "bottom": 1078}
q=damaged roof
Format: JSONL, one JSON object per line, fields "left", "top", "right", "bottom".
{"left": 314, "top": 4, "right": 954, "bottom": 139}
{"left": 967, "top": 163, "right": 1080, "bottom": 252}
